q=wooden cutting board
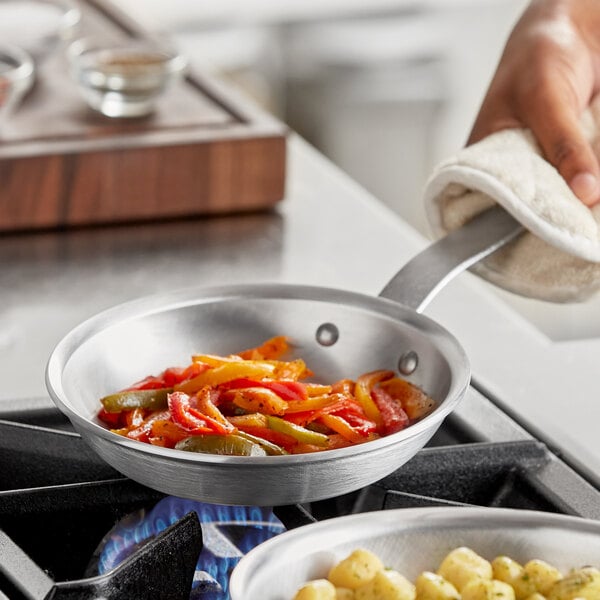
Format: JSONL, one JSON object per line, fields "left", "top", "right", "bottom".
{"left": 0, "top": 0, "right": 287, "bottom": 231}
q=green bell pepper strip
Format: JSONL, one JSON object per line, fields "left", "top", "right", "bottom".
{"left": 175, "top": 434, "right": 268, "bottom": 456}
{"left": 100, "top": 388, "right": 173, "bottom": 413}
{"left": 266, "top": 415, "right": 329, "bottom": 447}
{"left": 236, "top": 430, "right": 288, "bottom": 455}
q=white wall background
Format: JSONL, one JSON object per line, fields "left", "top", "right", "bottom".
{"left": 118, "top": 0, "right": 528, "bottom": 232}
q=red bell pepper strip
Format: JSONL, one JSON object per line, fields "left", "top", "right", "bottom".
{"left": 354, "top": 370, "right": 395, "bottom": 425}
{"left": 98, "top": 407, "right": 123, "bottom": 428}
{"left": 220, "top": 378, "right": 308, "bottom": 402}
{"left": 168, "top": 392, "right": 229, "bottom": 435}
{"left": 371, "top": 387, "right": 409, "bottom": 435}
{"left": 195, "top": 387, "right": 235, "bottom": 434}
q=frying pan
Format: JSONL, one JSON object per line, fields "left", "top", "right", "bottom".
{"left": 229, "top": 506, "right": 600, "bottom": 600}
{"left": 45, "top": 206, "right": 523, "bottom": 506}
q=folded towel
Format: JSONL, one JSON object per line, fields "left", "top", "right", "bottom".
{"left": 424, "top": 121, "right": 600, "bottom": 303}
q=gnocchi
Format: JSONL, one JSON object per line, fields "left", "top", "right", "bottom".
{"left": 292, "top": 547, "right": 599, "bottom": 600}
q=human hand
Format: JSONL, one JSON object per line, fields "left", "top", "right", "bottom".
{"left": 468, "top": 0, "right": 600, "bottom": 206}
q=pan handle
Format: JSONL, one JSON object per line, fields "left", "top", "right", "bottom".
{"left": 379, "top": 205, "right": 524, "bottom": 313}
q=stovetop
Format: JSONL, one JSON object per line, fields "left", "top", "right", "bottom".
{"left": 1, "top": 385, "right": 599, "bottom": 599}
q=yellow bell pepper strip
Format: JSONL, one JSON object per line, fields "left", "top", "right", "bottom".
{"left": 174, "top": 362, "right": 275, "bottom": 394}
{"left": 220, "top": 378, "right": 307, "bottom": 402}
{"left": 318, "top": 414, "right": 366, "bottom": 444}
{"left": 271, "top": 358, "right": 313, "bottom": 380}
{"left": 175, "top": 434, "right": 268, "bottom": 456}
{"left": 354, "top": 370, "right": 395, "bottom": 426}
{"left": 237, "top": 335, "right": 290, "bottom": 360}
{"left": 227, "top": 388, "right": 289, "bottom": 416}
{"left": 380, "top": 377, "right": 436, "bottom": 420}
{"left": 283, "top": 394, "right": 354, "bottom": 426}
{"left": 100, "top": 388, "right": 172, "bottom": 413}
{"left": 305, "top": 383, "right": 333, "bottom": 396}
{"left": 191, "top": 353, "right": 243, "bottom": 366}
{"left": 227, "top": 413, "right": 268, "bottom": 428}
{"left": 266, "top": 415, "right": 329, "bottom": 447}
{"left": 284, "top": 395, "right": 341, "bottom": 414}
{"left": 236, "top": 430, "right": 288, "bottom": 455}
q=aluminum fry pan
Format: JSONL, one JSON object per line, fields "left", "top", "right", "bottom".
{"left": 229, "top": 506, "right": 600, "bottom": 600}
{"left": 46, "top": 207, "right": 523, "bottom": 506}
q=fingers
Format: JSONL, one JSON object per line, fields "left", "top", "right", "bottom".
{"left": 528, "top": 97, "right": 600, "bottom": 206}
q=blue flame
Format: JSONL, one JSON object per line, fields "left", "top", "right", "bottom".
{"left": 96, "top": 497, "right": 285, "bottom": 599}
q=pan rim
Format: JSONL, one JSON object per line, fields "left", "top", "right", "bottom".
{"left": 45, "top": 282, "right": 471, "bottom": 465}
{"left": 229, "top": 505, "right": 600, "bottom": 598}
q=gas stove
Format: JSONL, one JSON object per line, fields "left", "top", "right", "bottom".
{"left": 1, "top": 384, "right": 599, "bottom": 600}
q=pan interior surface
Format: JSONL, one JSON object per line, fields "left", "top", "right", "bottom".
{"left": 230, "top": 507, "right": 600, "bottom": 600}
{"left": 50, "top": 286, "right": 468, "bottom": 429}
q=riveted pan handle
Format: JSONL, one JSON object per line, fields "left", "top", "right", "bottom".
{"left": 379, "top": 206, "right": 524, "bottom": 313}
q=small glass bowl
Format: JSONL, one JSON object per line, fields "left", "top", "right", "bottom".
{"left": 0, "top": 44, "right": 35, "bottom": 125}
{"left": 69, "top": 38, "right": 187, "bottom": 118}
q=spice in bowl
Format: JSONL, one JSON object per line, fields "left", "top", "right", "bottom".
{"left": 69, "top": 39, "right": 187, "bottom": 118}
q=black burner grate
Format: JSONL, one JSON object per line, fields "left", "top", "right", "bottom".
{"left": 1, "top": 398, "right": 600, "bottom": 599}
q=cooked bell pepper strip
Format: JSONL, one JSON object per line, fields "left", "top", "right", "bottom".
{"left": 174, "top": 362, "right": 275, "bottom": 394}
{"left": 124, "top": 407, "right": 146, "bottom": 428}
{"left": 191, "top": 353, "right": 243, "bottom": 366}
{"left": 333, "top": 407, "right": 378, "bottom": 436}
{"left": 148, "top": 419, "right": 191, "bottom": 447}
{"left": 237, "top": 336, "right": 290, "bottom": 360}
{"left": 318, "top": 413, "right": 367, "bottom": 444}
{"left": 266, "top": 415, "right": 329, "bottom": 447}
{"left": 331, "top": 379, "right": 355, "bottom": 396}
{"left": 161, "top": 363, "right": 208, "bottom": 386}
{"left": 236, "top": 430, "right": 288, "bottom": 455}
{"left": 371, "top": 387, "right": 409, "bottom": 435}
{"left": 354, "top": 370, "right": 395, "bottom": 425}
{"left": 124, "top": 410, "right": 171, "bottom": 442}
{"left": 226, "top": 387, "right": 289, "bottom": 416}
{"left": 284, "top": 395, "right": 365, "bottom": 425}
{"left": 195, "top": 387, "right": 235, "bottom": 434}
{"left": 98, "top": 407, "right": 123, "bottom": 428}
{"left": 305, "top": 383, "right": 333, "bottom": 397}
{"left": 227, "top": 413, "right": 268, "bottom": 428}
{"left": 380, "top": 377, "right": 436, "bottom": 420}
{"left": 221, "top": 378, "right": 308, "bottom": 402}
{"left": 101, "top": 388, "right": 172, "bottom": 413}
{"left": 284, "top": 395, "right": 341, "bottom": 414}
{"left": 271, "top": 358, "right": 312, "bottom": 380}
{"left": 235, "top": 425, "right": 298, "bottom": 452}
{"left": 168, "top": 391, "right": 223, "bottom": 434}
{"left": 175, "top": 434, "right": 268, "bottom": 456}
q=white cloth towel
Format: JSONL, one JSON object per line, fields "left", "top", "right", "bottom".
{"left": 424, "top": 121, "right": 600, "bottom": 303}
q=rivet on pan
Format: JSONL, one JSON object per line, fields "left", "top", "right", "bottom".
{"left": 316, "top": 323, "right": 339, "bottom": 347}
{"left": 398, "top": 351, "right": 419, "bottom": 375}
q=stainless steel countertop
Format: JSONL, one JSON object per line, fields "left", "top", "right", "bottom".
{"left": 2, "top": 135, "right": 600, "bottom": 488}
